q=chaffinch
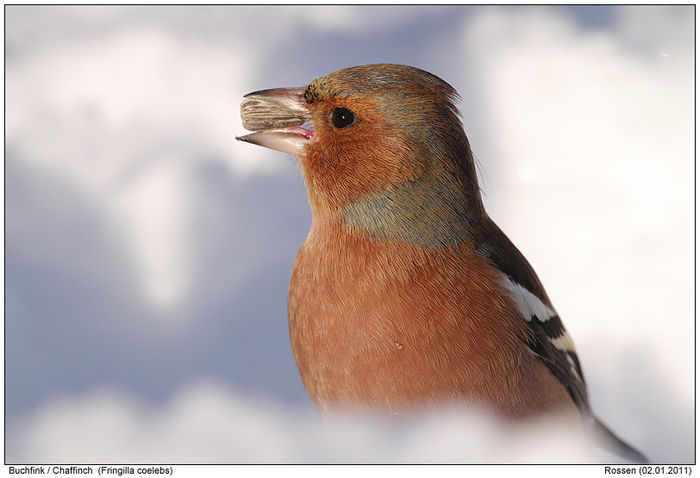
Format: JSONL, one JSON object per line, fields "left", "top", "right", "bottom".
{"left": 237, "top": 64, "right": 647, "bottom": 463}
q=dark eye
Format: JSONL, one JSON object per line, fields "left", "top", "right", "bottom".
{"left": 330, "top": 106, "right": 357, "bottom": 129}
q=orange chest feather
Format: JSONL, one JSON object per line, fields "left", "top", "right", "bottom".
{"left": 286, "top": 227, "right": 570, "bottom": 417}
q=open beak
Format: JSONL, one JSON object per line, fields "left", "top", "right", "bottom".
{"left": 236, "top": 87, "right": 313, "bottom": 156}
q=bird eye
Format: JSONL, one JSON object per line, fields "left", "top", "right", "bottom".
{"left": 330, "top": 106, "right": 357, "bottom": 129}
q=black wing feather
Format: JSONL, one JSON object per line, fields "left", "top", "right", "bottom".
{"left": 476, "top": 219, "right": 591, "bottom": 415}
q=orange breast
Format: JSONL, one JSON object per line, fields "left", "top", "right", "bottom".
{"left": 288, "top": 223, "right": 576, "bottom": 420}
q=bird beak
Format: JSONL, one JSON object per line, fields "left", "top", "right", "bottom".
{"left": 236, "top": 87, "right": 313, "bottom": 156}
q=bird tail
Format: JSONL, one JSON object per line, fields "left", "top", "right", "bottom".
{"left": 592, "top": 417, "right": 649, "bottom": 464}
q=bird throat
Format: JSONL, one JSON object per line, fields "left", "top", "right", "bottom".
{"left": 343, "top": 166, "right": 480, "bottom": 248}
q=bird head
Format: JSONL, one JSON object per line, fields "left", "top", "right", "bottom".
{"left": 238, "top": 64, "right": 485, "bottom": 247}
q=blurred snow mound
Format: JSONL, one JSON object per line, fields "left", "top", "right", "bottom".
{"left": 9, "top": 380, "right": 602, "bottom": 464}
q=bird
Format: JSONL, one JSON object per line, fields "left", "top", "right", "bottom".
{"left": 236, "top": 63, "right": 647, "bottom": 463}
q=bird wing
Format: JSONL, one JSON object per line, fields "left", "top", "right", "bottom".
{"left": 502, "top": 276, "right": 590, "bottom": 413}
{"left": 476, "top": 219, "right": 591, "bottom": 414}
